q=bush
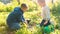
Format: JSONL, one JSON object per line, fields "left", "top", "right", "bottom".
{"left": 51, "top": 2, "right": 60, "bottom": 23}
{"left": 0, "top": 2, "right": 6, "bottom": 12}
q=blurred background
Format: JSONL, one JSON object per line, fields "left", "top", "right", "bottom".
{"left": 0, "top": 0, "right": 60, "bottom": 34}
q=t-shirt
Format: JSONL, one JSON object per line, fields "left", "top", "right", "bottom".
{"left": 41, "top": 5, "right": 50, "bottom": 20}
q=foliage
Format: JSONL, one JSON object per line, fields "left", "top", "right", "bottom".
{"left": 0, "top": 0, "right": 60, "bottom": 34}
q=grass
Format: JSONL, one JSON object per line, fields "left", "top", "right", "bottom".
{"left": 0, "top": 12, "right": 60, "bottom": 34}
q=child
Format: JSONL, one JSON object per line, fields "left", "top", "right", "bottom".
{"left": 37, "top": 0, "right": 52, "bottom": 34}
{"left": 6, "top": 3, "right": 28, "bottom": 34}
{"left": 37, "top": 0, "right": 50, "bottom": 27}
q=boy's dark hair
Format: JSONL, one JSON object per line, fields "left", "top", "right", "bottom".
{"left": 21, "top": 3, "right": 28, "bottom": 8}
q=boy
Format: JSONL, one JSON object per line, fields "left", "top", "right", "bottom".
{"left": 37, "top": 0, "right": 52, "bottom": 34}
{"left": 37, "top": 0, "right": 50, "bottom": 27}
{"left": 6, "top": 3, "right": 28, "bottom": 34}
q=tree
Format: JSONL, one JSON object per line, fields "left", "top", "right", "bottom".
{"left": 17, "top": 0, "right": 20, "bottom": 5}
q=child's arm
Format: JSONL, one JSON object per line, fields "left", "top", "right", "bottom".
{"left": 21, "top": 16, "right": 28, "bottom": 25}
{"left": 44, "top": 20, "right": 48, "bottom": 25}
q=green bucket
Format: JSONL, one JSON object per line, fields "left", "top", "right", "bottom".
{"left": 43, "top": 24, "right": 54, "bottom": 33}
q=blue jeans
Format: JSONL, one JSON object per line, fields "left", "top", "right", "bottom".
{"left": 7, "top": 22, "right": 20, "bottom": 31}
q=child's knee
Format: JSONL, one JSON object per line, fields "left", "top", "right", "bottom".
{"left": 7, "top": 23, "right": 20, "bottom": 32}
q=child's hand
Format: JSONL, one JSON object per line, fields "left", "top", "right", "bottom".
{"left": 24, "top": 20, "right": 28, "bottom": 24}
{"left": 44, "top": 20, "right": 48, "bottom": 25}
